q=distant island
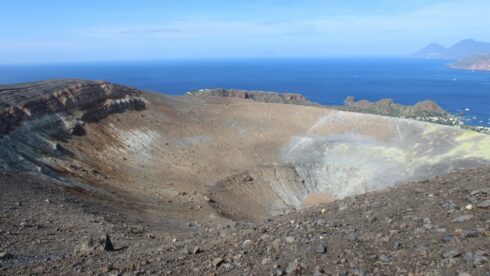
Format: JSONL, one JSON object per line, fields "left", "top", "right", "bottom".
{"left": 412, "top": 39, "right": 490, "bottom": 60}
{"left": 450, "top": 53, "right": 490, "bottom": 71}
{"left": 412, "top": 39, "right": 490, "bottom": 71}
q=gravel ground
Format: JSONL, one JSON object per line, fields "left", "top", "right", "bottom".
{"left": 1, "top": 166, "right": 489, "bottom": 275}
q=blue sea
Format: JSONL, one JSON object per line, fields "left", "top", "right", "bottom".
{"left": 0, "top": 58, "right": 489, "bottom": 126}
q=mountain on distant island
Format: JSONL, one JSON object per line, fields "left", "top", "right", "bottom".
{"left": 411, "top": 43, "right": 447, "bottom": 59}
{"left": 412, "top": 39, "right": 490, "bottom": 60}
{"left": 451, "top": 53, "right": 490, "bottom": 71}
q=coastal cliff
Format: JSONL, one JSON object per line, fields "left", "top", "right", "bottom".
{"left": 186, "top": 88, "right": 316, "bottom": 106}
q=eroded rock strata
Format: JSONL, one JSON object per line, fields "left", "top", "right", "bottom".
{"left": 0, "top": 79, "right": 145, "bottom": 135}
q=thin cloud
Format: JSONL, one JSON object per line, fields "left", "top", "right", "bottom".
{"left": 2, "top": 0, "right": 490, "bottom": 62}
{"left": 119, "top": 28, "right": 182, "bottom": 36}
{"left": 282, "top": 25, "right": 318, "bottom": 36}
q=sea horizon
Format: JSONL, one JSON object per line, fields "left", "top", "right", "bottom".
{"left": 1, "top": 57, "right": 489, "bottom": 126}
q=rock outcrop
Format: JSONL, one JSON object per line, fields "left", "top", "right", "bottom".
{"left": 343, "top": 96, "right": 447, "bottom": 117}
{"left": 0, "top": 79, "right": 146, "bottom": 135}
{"left": 0, "top": 79, "right": 146, "bottom": 175}
{"left": 342, "top": 96, "right": 461, "bottom": 125}
{"left": 186, "top": 88, "right": 316, "bottom": 106}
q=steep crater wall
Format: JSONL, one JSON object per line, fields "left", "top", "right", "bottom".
{"left": 0, "top": 79, "right": 146, "bottom": 173}
{"left": 282, "top": 114, "right": 490, "bottom": 197}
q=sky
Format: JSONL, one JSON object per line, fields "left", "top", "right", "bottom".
{"left": 1, "top": 0, "right": 489, "bottom": 63}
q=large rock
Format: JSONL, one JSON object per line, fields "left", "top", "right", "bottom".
{"left": 343, "top": 96, "right": 449, "bottom": 118}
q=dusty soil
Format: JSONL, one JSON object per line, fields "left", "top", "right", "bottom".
{"left": 301, "top": 193, "right": 336, "bottom": 206}
{"left": 1, "top": 166, "right": 489, "bottom": 275}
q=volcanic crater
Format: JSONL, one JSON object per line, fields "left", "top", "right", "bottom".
{"left": 1, "top": 79, "right": 489, "bottom": 224}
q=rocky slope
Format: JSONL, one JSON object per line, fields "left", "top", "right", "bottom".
{"left": 1, "top": 166, "right": 489, "bottom": 275}
{"left": 0, "top": 79, "right": 148, "bottom": 181}
{"left": 451, "top": 54, "right": 490, "bottom": 71}
{"left": 0, "top": 79, "right": 145, "bottom": 135}
{"left": 1, "top": 79, "right": 490, "bottom": 274}
{"left": 187, "top": 88, "right": 316, "bottom": 106}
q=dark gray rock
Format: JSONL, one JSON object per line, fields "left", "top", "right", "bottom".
{"left": 476, "top": 200, "right": 490, "bottom": 208}
{"left": 104, "top": 235, "right": 114, "bottom": 251}
{"left": 441, "top": 234, "right": 453, "bottom": 242}
{"left": 442, "top": 249, "right": 461, "bottom": 258}
{"left": 0, "top": 251, "right": 13, "bottom": 260}
{"left": 462, "top": 229, "right": 478, "bottom": 238}
{"left": 314, "top": 244, "right": 326, "bottom": 254}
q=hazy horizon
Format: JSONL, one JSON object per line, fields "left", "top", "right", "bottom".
{"left": 2, "top": 0, "right": 490, "bottom": 64}
{"left": 0, "top": 55, "right": 432, "bottom": 66}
